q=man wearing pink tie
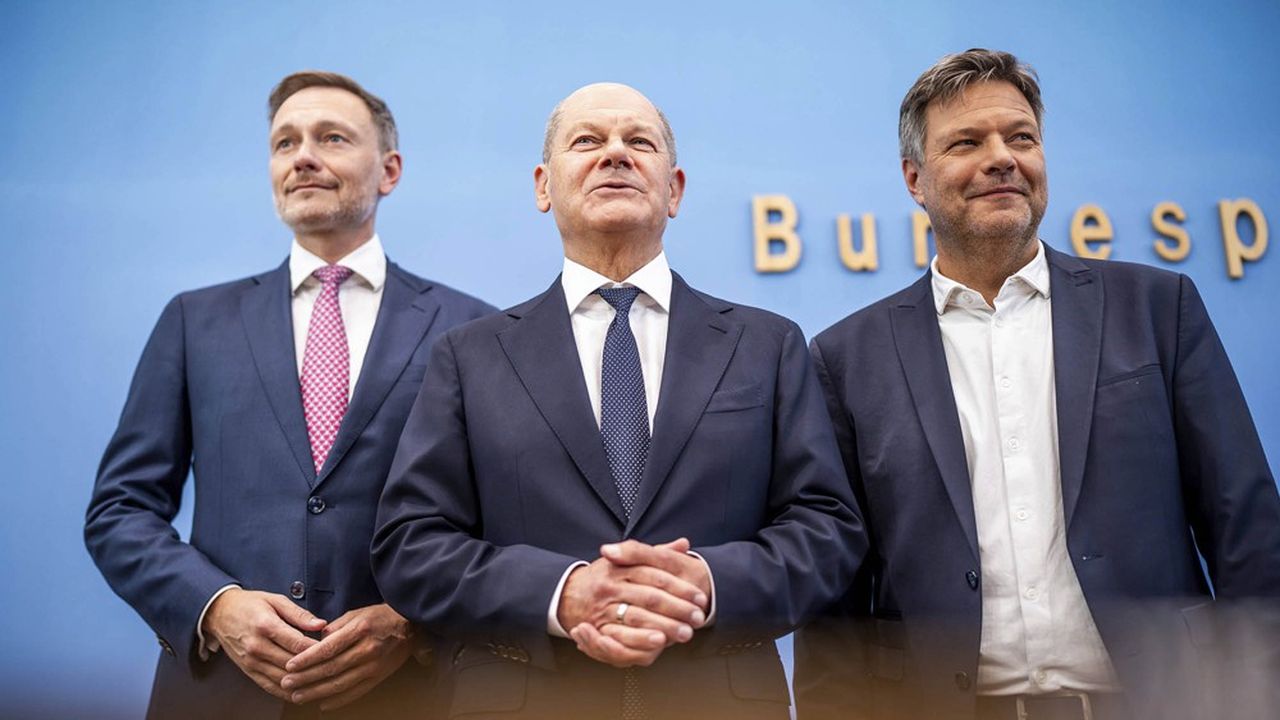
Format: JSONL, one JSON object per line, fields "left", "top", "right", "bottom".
{"left": 85, "top": 71, "right": 493, "bottom": 719}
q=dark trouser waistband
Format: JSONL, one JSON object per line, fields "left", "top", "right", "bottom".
{"left": 975, "top": 691, "right": 1128, "bottom": 720}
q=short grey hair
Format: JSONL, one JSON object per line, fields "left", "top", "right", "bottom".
{"left": 898, "top": 48, "right": 1043, "bottom": 165}
{"left": 541, "top": 99, "right": 678, "bottom": 166}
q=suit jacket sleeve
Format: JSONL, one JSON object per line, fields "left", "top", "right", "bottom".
{"left": 791, "top": 335, "right": 878, "bottom": 720}
{"left": 372, "top": 330, "right": 580, "bottom": 670}
{"left": 84, "top": 296, "right": 238, "bottom": 663}
{"left": 1172, "top": 275, "right": 1280, "bottom": 596}
{"left": 690, "top": 322, "right": 867, "bottom": 644}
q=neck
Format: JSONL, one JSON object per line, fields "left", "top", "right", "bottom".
{"left": 564, "top": 233, "right": 663, "bottom": 282}
{"left": 934, "top": 234, "right": 1038, "bottom": 305}
{"left": 295, "top": 223, "right": 375, "bottom": 264}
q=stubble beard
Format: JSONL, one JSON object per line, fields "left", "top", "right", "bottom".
{"left": 276, "top": 187, "right": 378, "bottom": 237}
{"left": 932, "top": 199, "right": 1044, "bottom": 270}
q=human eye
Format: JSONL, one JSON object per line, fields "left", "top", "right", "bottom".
{"left": 1010, "top": 131, "right": 1038, "bottom": 144}
{"left": 948, "top": 138, "right": 977, "bottom": 150}
{"left": 272, "top": 137, "right": 294, "bottom": 152}
{"left": 571, "top": 135, "right": 599, "bottom": 147}
{"left": 322, "top": 132, "right": 348, "bottom": 144}
{"left": 630, "top": 136, "right": 656, "bottom": 149}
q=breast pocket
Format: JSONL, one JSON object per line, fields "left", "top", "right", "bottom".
{"left": 704, "top": 383, "right": 764, "bottom": 414}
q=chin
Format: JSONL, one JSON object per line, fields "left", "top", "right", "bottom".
{"left": 969, "top": 214, "right": 1034, "bottom": 242}
{"left": 588, "top": 211, "right": 653, "bottom": 234}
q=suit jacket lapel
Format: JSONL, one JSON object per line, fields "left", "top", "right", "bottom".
{"left": 240, "top": 260, "right": 316, "bottom": 487}
{"left": 626, "top": 273, "right": 741, "bottom": 535}
{"left": 891, "top": 273, "right": 979, "bottom": 562}
{"left": 498, "top": 279, "right": 627, "bottom": 525}
{"left": 1046, "top": 246, "right": 1103, "bottom": 529}
{"left": 316, "top": 262, "right": 441, "bottom": 486}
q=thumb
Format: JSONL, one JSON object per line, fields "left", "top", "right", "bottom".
{"left": 657, "top": 537, "right": 691, "bottom": 553}
{"left": 268, "top": 594, "right": 327, "bottom": 632}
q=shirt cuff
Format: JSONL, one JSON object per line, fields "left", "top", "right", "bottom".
{"left": 196, "top": 584, "right": 240, "bottom": 660}
{"left": 546, "top": 561, "right": 590, "bottom": 638}
{"left": 687, "top": 551, "right": 717, "bottom": 626}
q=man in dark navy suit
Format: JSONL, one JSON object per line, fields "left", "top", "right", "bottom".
{"left": 85, "top": 71, "right": 493, "bottom": 719}
{"left": 795, "top": 49, "right": 1280, "bottom": 720}
{"left": 373, "top": 82, "right": 866, "bottom": 719}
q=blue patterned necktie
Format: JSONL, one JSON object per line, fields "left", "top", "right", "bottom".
{"left": 596, "top": 286, "right": 650, "bottom": 519}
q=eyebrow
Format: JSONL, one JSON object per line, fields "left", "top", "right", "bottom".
{"left": 563, "top": 119, "right": 661, "bottom": 140}
{"left": 937, "top": 118, "right": 1039, "bottom": 141}
{"left": 270, "top": 119, "right": 362, "bottom": 138}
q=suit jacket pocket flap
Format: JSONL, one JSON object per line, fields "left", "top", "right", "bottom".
{"left": 449, "top": 648, "right": 528, "bottom": 716}
{"left": 727, "top": 644, "right": 791, "bottom": 703}
{"left": 705, "top": 384, "right": 764, "bottom": 413}
{"left": 1097, "top": 362, "right": 1161, "bottom": 388}
{"left": 870, "top": 644, "right": 905, "bottom": 681}
{"left": 1180, "top": 601, "right": 1217, "bottom": 648}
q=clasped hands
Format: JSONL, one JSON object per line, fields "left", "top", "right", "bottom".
{"left": 557, "top": 538, "right": 712, "bottom": 668}
{"left": 203, "top": 589, "right": 412, "bottom": 710}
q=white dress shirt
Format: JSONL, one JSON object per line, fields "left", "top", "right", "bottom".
{"left": 931, "top": 241, "right": 1120, "bottom": 695}
{"left": 545, "top": 251, "right": 716, "bottom": 636}
{"left": 196, "top": 235, "right": 388, "bottom": 657}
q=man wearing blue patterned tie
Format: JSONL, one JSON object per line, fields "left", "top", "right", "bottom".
{"left": 373, "top": 83, "right": 867, "bottom": 718}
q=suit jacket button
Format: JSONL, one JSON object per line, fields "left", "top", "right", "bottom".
{"left": 289, "top": 581, "right": 305, "bottom": 599}
{"left": 955, "top": 672, "right": 971, "bottom": 690}
{"left": 307, "top": 496, "right": 326, "bottom": 514}
{"left": 965, "top": 570, "right": 979, "bottom": 590}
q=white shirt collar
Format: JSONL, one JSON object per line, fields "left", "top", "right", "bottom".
{"left": 930, "top": 240, "right": 1051, "bottom": 315}
{"left": 561, "top": 250, "right": 672, "bottom": 314}
{"left": 289, "top": 234, "right": 387, "bottom": 294}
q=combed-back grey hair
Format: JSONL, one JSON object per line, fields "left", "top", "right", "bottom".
{"left": 268, "top": 70, "right": 399, "bottom": 153}
{"left": 898, "top": 49, "right": 1043, "bottom": 165}
{"left": 541, "top": 94, "right": 678, "bottom": 167}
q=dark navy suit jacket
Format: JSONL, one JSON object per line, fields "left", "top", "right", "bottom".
{"left": 372, "top": 272, "right": 866, "bottom": 719}
{"left": 795, "top": 245, "right": 1280, "bottom": 720}
{"left": 85, "top": 259, "right": 493, "bottom": 720}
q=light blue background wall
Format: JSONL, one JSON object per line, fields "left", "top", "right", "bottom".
{"left": 1, "top": 1, "right": 1276, "bottom": 716}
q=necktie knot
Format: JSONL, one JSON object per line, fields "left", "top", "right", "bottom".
{"left": 596, "top": 286, "right": 642, "bottom": 314}
{"left": 313, "top": 265, "right": 354, "bottom": 287}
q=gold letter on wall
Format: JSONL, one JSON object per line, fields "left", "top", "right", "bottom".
{"left": 1070, "top": 204, "right": 1113, "bottom": 259}
{"left": 837, "top": 213, "right": 879, "bottom": 271}
{"left": 1219, "top": 198, "right": 1268, "bottom": 279}
{"left": 753, "top": 195, "right": 801, "bottom": 273}
{"left": 912, "top": 211, "right": 932, "bottom": 268}
{"left": 1151, "top": 201, "right": 1190, "bottom": 262}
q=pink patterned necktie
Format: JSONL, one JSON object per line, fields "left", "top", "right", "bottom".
{"left": 301, "top": 264, "right": 354, "bottom": 473}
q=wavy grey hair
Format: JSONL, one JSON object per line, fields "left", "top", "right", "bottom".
{"left": 898, "top": 48, "right": 1043, "bottom": 165}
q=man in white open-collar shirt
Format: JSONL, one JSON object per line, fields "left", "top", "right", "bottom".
{"left": 796, "top": 48, "right": 1280, "bottom": 720}
{"left": 86, "top": 71, "right": 493, "bottom": 719}
{"left": 373, "top": 82, "right": 866, "bottom": 719}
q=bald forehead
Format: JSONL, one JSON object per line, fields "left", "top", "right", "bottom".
{"left": 542, "top": 82, "right": 676, "bottom": 165}
{"left": 557, "top": 83, "right": 661, "bottom": 118}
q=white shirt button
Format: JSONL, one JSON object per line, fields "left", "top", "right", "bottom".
{"left": 1008, "top": 437, "right": 1020, "bottom": 451}
{"left": 1015, "top": 508, "right": 1029, "bottom": 521}
{"left": 1034, "top": 669, "right": 1048, "bottom": 684}
{"left": 1025, "top": 586, "right": 1039, "bottom": 600}
{"left": 1000, "top": 377, "right": 1012, "bottom": 389}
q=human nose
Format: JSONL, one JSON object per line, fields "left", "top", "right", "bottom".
{"left": 983, "top": 138, "right": 1016, "bottom": 175}
{"left": 600, "top": 135, "right": 632, "bottom": 169}
{"left": 292, "top": 138, "right": 322, "bottom": 172}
